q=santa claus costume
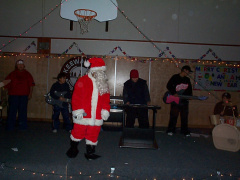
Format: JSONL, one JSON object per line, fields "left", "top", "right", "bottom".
{"left": 66, "top": 57, "right": 110, "bottom": 160}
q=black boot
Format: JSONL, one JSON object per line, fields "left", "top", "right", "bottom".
{"left": 84, "top": 145, "right": 101, "bottom": 160}
{"left": 66, "top": 140, "right": 79, "bottom": 158}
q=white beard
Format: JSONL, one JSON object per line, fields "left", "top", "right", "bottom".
{"left": 94, "top": 71, "right": 109, "bottom": 95}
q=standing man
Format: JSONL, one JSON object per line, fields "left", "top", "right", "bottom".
{"left": 66, "top": 57, "right": 110, "bottom": 160}
{"left": 4, "top": 59, "right": 35, "bottom": 131}
{"left": 50, "top": 72, "right": 72, "bottom": 133}
{"left": 123, "top": 69, "right": 151, "bottom": 128}
{"left": 166, "top": 65, "right": 193, "bottom": 137}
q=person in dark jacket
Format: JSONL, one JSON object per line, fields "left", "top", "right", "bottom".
{"left": 166, "top": 65, "right": 193, "bottom": 136}
{"left": 50, "top": 72, "right": 72, "bottom": 133}
{"left": 214, "top": 92, "right": 238, "bottom": 117}
{"left": 123, "top": 69, "right": 151, "bottom": 128}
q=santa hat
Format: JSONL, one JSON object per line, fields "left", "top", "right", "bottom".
{"left": 84, "top": 57, "right": 106, "bottom": 72}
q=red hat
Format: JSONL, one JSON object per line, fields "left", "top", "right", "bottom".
{"left": 130, "top": 69, "right": 139, "bottom": 78}
{"left": 84, "top": 57, "right": 106, "bottom": 72}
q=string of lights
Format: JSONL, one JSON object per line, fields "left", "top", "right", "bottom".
{"left": 107, "top": 0, "right": 240, "bottom": 103}
{"left": 1, "top": 162, "right": 239, "bottom": 180}
{"left": 109, "top": 0, "right": 168, "bottom": 58}
{"left": 0, "top": 2, "right": 239, "bottom": 180}
{"left": 0, "top": 0, "right": 239, "bottom": 65}
{"left": 108, "top": 0, "right": 240, "bottom": 69}
{"left": 1, "top": 41, "right": 240, "bottom": 67}
{"left": 0, "top": 0, "right": 69, "bottom": 52}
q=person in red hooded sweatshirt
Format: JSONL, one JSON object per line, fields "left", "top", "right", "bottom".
{"left": 4, "top": 59, "right": 35, "bottom": 131}
{"left": 66, "top": 57, "right": 110, "bottom": 160}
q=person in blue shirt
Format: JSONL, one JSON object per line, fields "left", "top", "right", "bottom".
{"left": 50, "top": 73, "right": 72, "bottom": 133}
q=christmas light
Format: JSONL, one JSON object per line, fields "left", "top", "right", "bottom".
{"left": 2, "top": 162, "right": 240, "bottom": 179}
{"left": 1, "top": 43, "right": 239, "bottom": 66}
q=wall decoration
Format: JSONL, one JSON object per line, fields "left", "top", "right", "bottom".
{"left": 107, "top": 46, "right": 131, "bottom": 59}
{"left": 194, "top": 65, "right": 240, "bottom": 91}
{"left": 22, "top": 41, "right": 37, "bottom": 53}
{"left": 0, "top": 1, "right": 64, "bottom": 52}
{"left": 199, "top": 48, "right": 222, "bottom": 61}
{"left": 59, "top": 42, "right": 85, "bottom": 56}
{"left": 2, "top": 41, "right": 240, "bottom": 67}
{"left": 38, "top": 38, "right": 51, "bottom": 54}
{"left": 60, "top": 56, "right": 88, "bottom": 91}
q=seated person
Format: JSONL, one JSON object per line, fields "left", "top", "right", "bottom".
{"left": 214, "top": 92, "right": 238, "bottom": 117}
{"left": 123, "top": 69, "right": 151, "bottom": 128}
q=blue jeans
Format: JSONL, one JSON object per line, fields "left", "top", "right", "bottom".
{"left": 7, "top": 95, "right": 28, "bottom": 131}
{"left": 52, "top": 105, "right": 72, "bottom": 131}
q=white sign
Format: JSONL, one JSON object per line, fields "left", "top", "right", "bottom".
{"left": 60, "top": 56, "right": 88, "bottom": 91}
{"left": 194, "top": 65, "right": 240, "bottom": 91}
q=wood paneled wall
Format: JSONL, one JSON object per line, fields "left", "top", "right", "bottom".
{"left": 0, "top": 55, "right": 239, "bottom": 128}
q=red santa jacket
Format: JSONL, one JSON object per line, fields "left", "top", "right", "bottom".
{"left": 72, "top": 73, "right": 110, "bottom": 126}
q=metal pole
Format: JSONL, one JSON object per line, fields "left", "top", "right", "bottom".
{"left": 148, "top": 60, "right": 151, "bottom": 92}
{"left": 114, "top": 56, "right": 117, "bottom": 103}
{"left": 80, "top": 56, "right": 83, "bottom": 77}
{"left": 45, "top": 57, "right": 50, "bottom": 119}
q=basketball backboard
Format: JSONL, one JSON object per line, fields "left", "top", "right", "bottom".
{"left": 60, "top": 0, "right": 118, "bottom": 22}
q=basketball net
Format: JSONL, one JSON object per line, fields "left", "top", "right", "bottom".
{"left": 74, "top": 9, "right": 97, "bottom": 35}
{"left": 77, "top": 18, "right": 90, "bottom": 34}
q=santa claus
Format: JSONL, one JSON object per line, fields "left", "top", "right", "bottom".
{"left": 66, "top": 57, "right": 110, "bottom": 160}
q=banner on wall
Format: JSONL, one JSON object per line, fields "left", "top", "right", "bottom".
{"left": 194, "top": 65, "right": 240, "bottom": 91}
{"left": 60, "top": 56, "right": 88, "bottom": 91}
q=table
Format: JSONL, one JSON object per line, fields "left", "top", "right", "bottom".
{"left": 117, "top": 104, "right": 161, "bottom": 149}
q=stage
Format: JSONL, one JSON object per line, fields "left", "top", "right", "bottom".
{"left": 0, "top": 122, "right": 239, "bottom": 180}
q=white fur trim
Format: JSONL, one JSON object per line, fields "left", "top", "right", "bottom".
{"left": 70, "top": 134, "right": 82, "bottom": 142}
{"left": 86, "top": 139, "right": 98, "bottom": 145}
{"left": 72, "top": 109, "right": 85, "bottom": 124}
{"left": 72, "top": 109, "right": 85, "bottom": 116}
{"left": 94, "top": 119, "right": 103, "bottom": 126}
{"left": 84, "top": 60, "right": 90, "bottom": 67}
{"left": 88, "top": 73, "right": 99, "bottom": 124}
{"left": 90, "top": 66, "right": 106, "bottom": 72}
{"left": 0, "top": 82, "right": 4, "bottom": 88}
{"left": 101, "top": 109, "right": 110, "bottom": 121}
{"left": 73, "top": 118, "right": 103, "bottom": 126}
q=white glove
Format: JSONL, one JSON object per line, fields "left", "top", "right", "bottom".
{"left": 72, "top": 109, "right": 85, "bottom": 121}
{"left": 101, "top": 109, "right": 110, "bottom": 121}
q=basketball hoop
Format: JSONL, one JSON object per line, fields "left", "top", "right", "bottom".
{"left": 74, "top": 9, "right": 97, "bottom": 34}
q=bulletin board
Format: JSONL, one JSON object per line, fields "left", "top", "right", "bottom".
{"left": 194, "top": 65, "right": 240, "bottom": 91}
